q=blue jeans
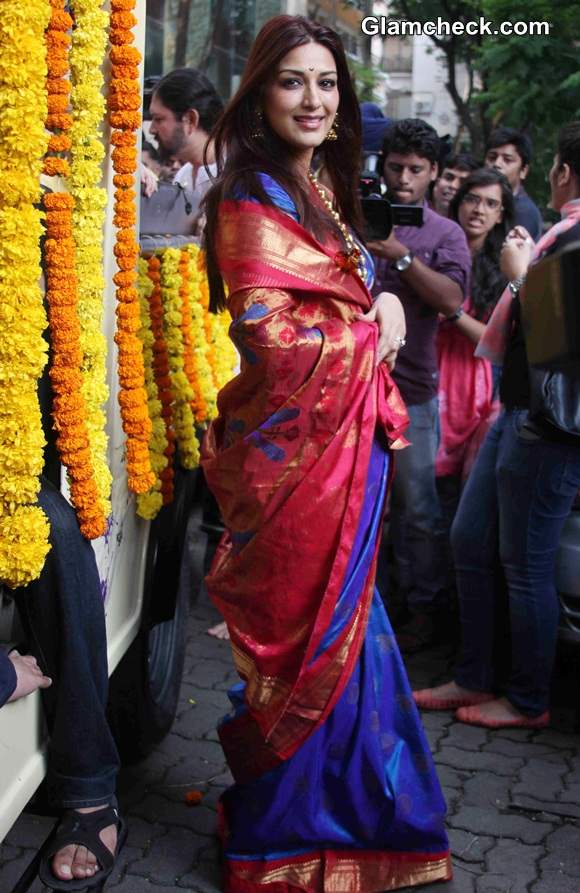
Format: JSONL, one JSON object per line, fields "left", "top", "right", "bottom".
{"left": 14, "top": 479, "right": 120, "bottom": 808}
{"left": 389, "top": 396, "right": 446, "bottom": 611}
{"left": 451, "top": 410, "right": 580, "bottom": 717}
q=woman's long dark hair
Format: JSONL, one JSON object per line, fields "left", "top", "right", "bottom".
{"left": 202, "top": 15, "right": 363, "bottom": 311}
{"left": 449, "top": 168, "right": 514, "bottom": 320}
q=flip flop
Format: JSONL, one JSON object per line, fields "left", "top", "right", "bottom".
{"left": 455, "top": 704, "right": 550, "bottom": 729}
{"left": 413, "top": 687, "right": 495, "bottom": 711}
{"left": 38, "top": 799, "right": 127, "bottom": 891}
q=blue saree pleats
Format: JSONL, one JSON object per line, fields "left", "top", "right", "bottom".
{"left": 218, "top": 440, "right": 452, "bottom": 892}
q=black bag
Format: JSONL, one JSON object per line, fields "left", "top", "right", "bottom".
{"left": 522, "top": 239, "right": 580, "bottom": 372}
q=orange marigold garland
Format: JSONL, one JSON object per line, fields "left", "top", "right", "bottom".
{"left": 44, "top": 196, "right": 107, "bottom": 539}
{"left": 108, "top": 0, "right": 154, "bottom": 494}
{"left": 43, "top": 0, "right": 107, "bottom": 539}
{"left": 146, "top": 256, "right": 175, "bottom": 504}
{"left": 43, "top": 2, "right": 73, "bottom": 180}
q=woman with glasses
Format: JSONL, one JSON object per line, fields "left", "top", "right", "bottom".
{"left": 436, "top": 169, "right": 514, "bottom": 485}
{"left": 200, "top": 14, "right": 453, "bottom": 892}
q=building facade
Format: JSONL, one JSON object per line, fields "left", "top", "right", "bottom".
{"left": 144, "top": 0, "right": 466, "bottom": 141}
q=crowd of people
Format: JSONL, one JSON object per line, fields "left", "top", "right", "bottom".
{"left": 3, "top": 11, "right": 580, "bottom": 893}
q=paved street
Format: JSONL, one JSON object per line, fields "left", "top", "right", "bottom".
{"left": 2, "top": 524, "right": 580, "bottom": 892}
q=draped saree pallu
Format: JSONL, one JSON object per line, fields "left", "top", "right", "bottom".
{"left": 202, "top": 197, "right": 453, "bottom": 892}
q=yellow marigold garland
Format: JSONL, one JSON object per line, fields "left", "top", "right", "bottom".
{"left": 135, "top": 259, "right": 169, "bottom": 520}
{"left": 108, "top": 0, "right": 154, "bottom": 494}
{"left": 159, "top": 249, "right": 200, "bottom": 469}
{"left": 195, "top": 246, "right": 237, "bottom": 395}
{"left": 185, "top": 245, "right": 218, "bottom": 423}
{"left": 69, "top": 0, "right": 112, "bottom": 516}
{"left": 0, "top": 0, "right": 52, "bottom": 587}
{"left": 133, "top": 247, "right": 237, "bottom": 520}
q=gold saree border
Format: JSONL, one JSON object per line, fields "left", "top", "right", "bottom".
{"left": 218, "top": 206, "right": 369, "bottom": 307}
{"left": 226, "top": 849, "right": 453, "bottom": 893}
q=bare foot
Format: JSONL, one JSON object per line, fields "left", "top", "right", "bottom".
{"left": 207, "top": 621, "right": 230, "bottom": 640}
{"left": 456, "top": 697, "right": 550, "bottom": 729}
{"left": 52, "top": 805, "right": 118, "bottom": 882}
{"left": 413, "top": 680, "right": 494, "bottom": 710}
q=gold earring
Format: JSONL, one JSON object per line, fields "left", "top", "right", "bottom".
{"left": 325, "top": 113, "right": 339, "bottom": 141}
{"left": 251, "top": 109, "right": 264, "bottom": 139}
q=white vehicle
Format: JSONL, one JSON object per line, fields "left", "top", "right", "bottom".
{"left": 0, "top": 0, "right": 202, "bottom": 853}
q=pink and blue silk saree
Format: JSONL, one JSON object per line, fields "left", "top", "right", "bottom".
{"left": 202, "top": 179, "right": 453, "bottom": 893}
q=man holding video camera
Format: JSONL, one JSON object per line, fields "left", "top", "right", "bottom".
{"left": 368, "top": 118, "right": 471, "bottom": 651}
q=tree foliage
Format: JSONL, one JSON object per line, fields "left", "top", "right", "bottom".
{"left": 477, "top": 0, "right": 580, "bottom": 206}
{"left": 387, "top": 0, "right": 489, "bottom": 154}
{"left": 383, "top": 0, "right": 580, "bottom": 206}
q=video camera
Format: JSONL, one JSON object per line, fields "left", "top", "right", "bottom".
{"left": 359, "top": 151, "right": 423, "bottom": 241}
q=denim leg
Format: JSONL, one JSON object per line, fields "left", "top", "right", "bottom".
{"left": 14, "top": 478, "right": 119, "bottom": 808}
{"left": 452, "top": 414, "right": 505, "bottom": 692}
{"left": 497, "top": 414, "right": 580, "bottom": 716}
{"left": 389, "top": 396, "right": 445, "bottom": 611}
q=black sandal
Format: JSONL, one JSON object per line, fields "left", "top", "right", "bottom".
{"left": 38, "top": 800, "right": 127, "bottom": 891}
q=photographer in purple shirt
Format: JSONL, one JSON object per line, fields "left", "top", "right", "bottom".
{"left": 368, "top": 119, "right": 471, "bottom": 651}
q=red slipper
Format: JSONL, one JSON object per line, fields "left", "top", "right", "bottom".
{"left": 413, "top": 688, "right": 495, "bottom": 711}
{"left": 455, "top": 704, "right": 550, "bottom": 729}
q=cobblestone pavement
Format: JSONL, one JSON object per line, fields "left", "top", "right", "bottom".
{"left": 2, "top": 534, "right": 580, "bottom": 892}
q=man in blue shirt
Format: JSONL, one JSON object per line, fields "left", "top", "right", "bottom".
{"left": 368, "top": 119, "right": 472, "bottom": 650}
{"left": 485, "top": 127, "right": 543, "bottom": 241}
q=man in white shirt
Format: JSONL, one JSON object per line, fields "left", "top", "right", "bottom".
{"left": 149, "top": 68, "right": 223, "bottom": 209}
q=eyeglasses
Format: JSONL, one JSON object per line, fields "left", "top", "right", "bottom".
{"left": 462, "top": 192, "right": 503, "bottom": 211}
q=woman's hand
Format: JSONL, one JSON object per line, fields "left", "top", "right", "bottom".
{"left": 356, "top": 291, "right": 406, "bottom": 369}
{"left": 140, "top": 163, "right": 159, "bottom": 198}
{"left": 500, "top": 226, "right": 534, "bottom": 281}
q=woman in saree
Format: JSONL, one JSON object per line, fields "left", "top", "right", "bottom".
{"left": 201, "top": 15, "right": 452, "bottom": 892}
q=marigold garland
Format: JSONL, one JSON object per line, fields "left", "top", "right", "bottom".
{"left": 108, "top": 0, "right": 154, "bottom": 494}
{"left": 135, "top": 259, "right": 169, "bottom": 520}
{"left": 69, "top": 0, "right": 112, "bottom": 517}
{"left": 146, "top": 256, "right": 175, "bottom": 505}
{"left": 194, "top": 246, "right": 237, "bottom": 395}
{"left": 159, "top": 249, "right": 200, "bottom": 470}
{"left": 44, "top": 0, "right": 107, "bottom": 539}
{"left": 0, "top": 0, "right": 51, "bottom": 587}
{"left": 43, "top": 3, "right": 73, "bottom": 180}
{"left": 133, "top": 247, "right": 238, "bottom": 519}
{"left": 184, "top": 245, "right": 218, "bottom": 423}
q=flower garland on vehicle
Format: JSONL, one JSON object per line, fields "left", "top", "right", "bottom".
{"left": 184, "top": 245, "right": 217, "bottom": 424}
{"left": 146, "top": 256, "right": 175, "bottom": 504}
{"left": 108, "top": 0, "right": 155, "bottom": 494}
{"left": 43, "top": 0, "right": 107, "bottom": 539}
{"left": 134, "top": 247, "right": 237, "bottom": 519}
{"left": 135, "top": 258, "right": 169, "bottom": 520}
{"left": 159, "top": 249, "right": 200, "bottom": 469}
{"left": 0, "top": 0, "right": 51, "bottom": 587}
{"left": 195, "top": 247, "right": 237, "bottom": 395}
{"left": 69, "top": 0, "right": 112, "bottom": 516}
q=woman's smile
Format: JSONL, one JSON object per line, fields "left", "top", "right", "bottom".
{"left": 263, "top": 42, "right": 340, "bottom": 168}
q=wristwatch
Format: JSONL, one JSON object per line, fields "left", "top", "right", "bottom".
{"left": 508, "top": 274, "right": 527, "bottom": 297}
{"left": 393, "top": 251, "right": 414, "bottom": 273}
{"left": 445, "top": 307, "right": 464, "bottom": 323}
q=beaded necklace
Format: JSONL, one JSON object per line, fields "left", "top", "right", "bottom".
{"left": 307, "top": 171, "right": 367, "bottom": 283}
